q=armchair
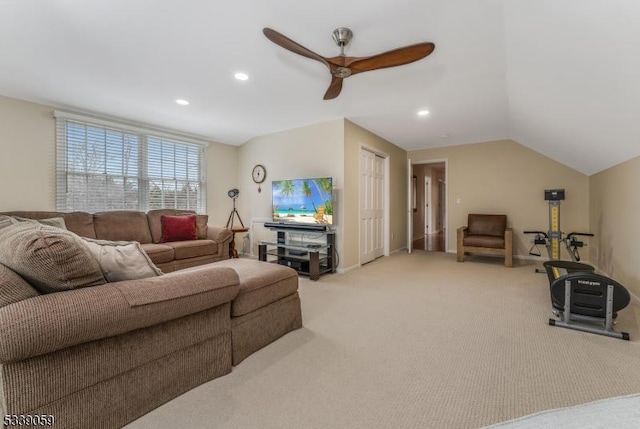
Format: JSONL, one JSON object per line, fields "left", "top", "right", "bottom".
{"left": 457, "top": 214, "right": 513, "bottom": 267}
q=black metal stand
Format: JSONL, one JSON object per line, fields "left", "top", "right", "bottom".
{"left": 225, "top": 197, "right": 245, "bottom": 229}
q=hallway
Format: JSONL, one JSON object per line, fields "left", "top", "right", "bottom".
{"left": 412, "top": 231, "right": 445, "bottom": 252}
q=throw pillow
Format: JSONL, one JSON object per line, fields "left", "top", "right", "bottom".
{"left": 0, "top": 222, "right": 106, "bottom": 293}
{"left": 0, "top": 215, "right": 13, "bottom": 231}
{"left": 160, "top": 214, "right": 197, "bottom": 243}
{"left": 0, "top": 263, "right": 41, "bottom": 308}
{"left": 81, "top": 238, "right": 163, "bottom": 282}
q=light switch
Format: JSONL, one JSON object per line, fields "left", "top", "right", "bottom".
{"left": 456, "top": 198, "right": 462, "bottom": 204}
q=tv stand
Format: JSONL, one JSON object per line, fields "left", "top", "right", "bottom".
{"left": 258, "top": 227, "right": 336, "bottom": 280}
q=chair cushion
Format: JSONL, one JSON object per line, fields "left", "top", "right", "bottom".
{"left": 0, "top": 223, "right": 106, "bottom": 293}
{"left": 81, "top": 238, "right": 163, "bottom": 282}
{"left": 0, "top": 263, "right": 40, "bottom": 308}
{"left": 213, "top": 259, "right": 299, "bottom": 317}
{"left": 467, "top": 214, "right": 507, "bottom": 237}
{"left": 140, "top": 243, "right": 175, "bottom": 264}
{"left": 93, "top": 211, "right": 153, "bottom": 243}
{"left": 161, "top": 215, "right": 197, "bottom": 243}
{"left": 166, "top": 240, "right": 217, "bottom": 260}
{"left": 463, "top": 235, "right": 505, "bottom": 249}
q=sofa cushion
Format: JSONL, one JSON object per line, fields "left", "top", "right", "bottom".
{"left": 166, "top": 240, "right": 217, "bottom": 260}
{"left": 161, "top": 214, "right": 197, "bottom": 243}
{"left": 213, "top": 259, "right": 299, "bottom": 317}
{"left": 93, "top": 211, "right": 153, "bottom": 244}
{"left": 141, "top": 243, "right": 175, "bottom": 264}
{"left": 463, "top": 235, "right": 505, "bottom": 249}
{"left": 81, "top": 238, "right": 163, "bottom": 282}
{"left": 467, "top": 214, "right": 507, "bottom": 237}
{"left": 9, "top": 216, "right": 67, "bottom": 229}
{"left": 0, "top": 223, "right": 106, "bottom": 293}
{"left": 1, "top": 211, "right": 96, "bottom": 238}
{"left": 193, "top": 214, "right": 209, "bottom": 240}
{"left": 0, "top": 263, "right": 40, "bottom": 308}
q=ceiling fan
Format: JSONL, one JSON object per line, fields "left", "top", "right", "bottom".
{"left": 263, "top": 27, "right": 435, "bottom": 100}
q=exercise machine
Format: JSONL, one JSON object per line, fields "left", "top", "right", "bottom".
{"left": 524, "top": 189, "right": 593, "bottom": 269}
{"left": 543, "top": 260, "right": 630, "bottom": 340}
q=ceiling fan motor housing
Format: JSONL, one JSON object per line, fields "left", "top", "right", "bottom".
{"left": 332, "top": 27, "right": 353, "bottom": 47}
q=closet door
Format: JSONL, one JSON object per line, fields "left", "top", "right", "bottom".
{"left": 360, "top": 148, "right": 385, "bottom": 264}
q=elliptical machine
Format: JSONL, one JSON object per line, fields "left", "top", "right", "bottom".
{"left": 524, "top": 189, "right": 593, "bottom": 271}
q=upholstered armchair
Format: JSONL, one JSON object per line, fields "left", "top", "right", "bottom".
{"left": 457, "top": 214, "right": 513, "bottom": 267}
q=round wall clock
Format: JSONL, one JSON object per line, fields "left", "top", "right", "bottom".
{"left": 252, "top": 164, "right": 266, "bottom": 192}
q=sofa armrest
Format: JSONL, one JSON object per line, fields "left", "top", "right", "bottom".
{"left": 0, "top": 266, "right": 240, "bottom": 363}
{"left": 456, "top": 226, "right": 467, "bottom": 261}
{"left": 207, "top": 226, "right": 233, "bottom": 243}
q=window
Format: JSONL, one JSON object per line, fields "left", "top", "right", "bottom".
{"left": 55, "top": 112, "right": 207, "bottom": 213}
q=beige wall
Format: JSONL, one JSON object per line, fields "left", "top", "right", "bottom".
{"left": 409, "top": 140, "right": 590, "bottom": 258}
{"left": 344, "top": 119, "right": 408, "bottom": 268}
{"left": 589, "top": 155, "right": 640, "bottom": 295}
{"left": 0, "top": 95, "right": 56, "bottom": 210}
{"left": 205, "top": 141, "right": 240, "bottom": 226}
{"left": 237, "top": 119, "right": 345, "bottom": 259}
{"left": 0, "top": 95, "right": 237, "bottom": 223}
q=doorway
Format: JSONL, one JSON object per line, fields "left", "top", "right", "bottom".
{"left": 411, "top": 161, "right": 447, "bottom": 252}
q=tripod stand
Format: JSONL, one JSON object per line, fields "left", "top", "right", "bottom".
{"left": 225, "top": 196, "right": 245, "bottom": 230}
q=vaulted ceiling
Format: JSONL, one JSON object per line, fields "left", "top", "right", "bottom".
{"left": 1, "top": 0, "right": 638, "bottom": 175}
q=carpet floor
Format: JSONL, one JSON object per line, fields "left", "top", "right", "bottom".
{"left": 126, "top": 251, "right": 640, "bottom": 428}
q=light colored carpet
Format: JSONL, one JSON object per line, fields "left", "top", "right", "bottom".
{"left": 125, "top": 252, "right": 640, "bottom": 429}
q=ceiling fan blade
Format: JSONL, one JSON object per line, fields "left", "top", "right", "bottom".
{"left": 323, "top": 76, "right": 344, "bottom": 100}
{"left": 263, "top": 28, "right": 329, "bottom": 67}
{"left": 347, "top": 42, "right": 435, "bottom": 74}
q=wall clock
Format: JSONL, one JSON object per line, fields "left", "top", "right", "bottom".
{"left": 252, "top": 164, "right": 266, "bottom": 192}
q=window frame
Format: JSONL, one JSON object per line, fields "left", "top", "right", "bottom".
{"left": 54, "top": 111, "right": 208, "bottom": 213}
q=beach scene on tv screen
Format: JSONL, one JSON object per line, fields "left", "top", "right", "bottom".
{"left": 272, "top": 178, "right": 333, "bottom": 224}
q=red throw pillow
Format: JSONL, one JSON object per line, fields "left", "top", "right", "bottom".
{"left": 160, "top": 214, "right": 197, "bottom": 243}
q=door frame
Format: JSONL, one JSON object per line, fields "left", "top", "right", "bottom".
{"left": 424, "top": 176, "right": 432, "bottom": 235}
{"left": 359, "top": 144, "right": 390, "bottom": 265}
{"left": 411, "top": 158, "right": 448, "bottom": 252}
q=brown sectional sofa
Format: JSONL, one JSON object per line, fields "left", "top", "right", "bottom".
{"left": 0, "top": 211, "right": 303, "bottom": 428}
{"left": 1, "top": 209, "right": 234, "bottom": 271}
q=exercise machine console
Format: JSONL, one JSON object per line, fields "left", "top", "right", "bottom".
{"left": 524, "top": 189, "right": 593, "bottom": 267}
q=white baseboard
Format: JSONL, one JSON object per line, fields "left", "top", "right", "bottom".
{"left": 338, "top": 264, "right": 360, "bottom": 274}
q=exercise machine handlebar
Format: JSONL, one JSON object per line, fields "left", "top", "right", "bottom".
{"left": 565, "top": 232, "right": 594, "bottom": 261}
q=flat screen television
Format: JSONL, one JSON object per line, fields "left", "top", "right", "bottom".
{"left": 272, "top": 177, "right": 333, "bottom": 225}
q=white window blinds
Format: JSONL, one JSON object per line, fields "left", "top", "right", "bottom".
{"left": 55, "top": 112, "right": 207, "bottom": 213}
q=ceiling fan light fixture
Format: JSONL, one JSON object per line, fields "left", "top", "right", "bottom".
{"left": 234, "top": 72, "right": 249, "bottom": 81}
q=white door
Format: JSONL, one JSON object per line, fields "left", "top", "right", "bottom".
{"left": 361, "top": 149, "right": 385, "bottom": 264}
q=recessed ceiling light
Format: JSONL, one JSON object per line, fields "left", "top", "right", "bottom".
{"left": 234, "top": 72, "right": 249, "bottom": 81}
{"left": 175, "top": 99, "right": 190, "bottom": 106}
{"left": 417, "top": 110, "right": 430, "bottom": 116}
{"left": 441, "top": 134, "right": 449, "bottom": 139}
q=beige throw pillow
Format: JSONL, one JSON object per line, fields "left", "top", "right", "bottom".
{"left": 81, "top": 238, "right": 163, "bottom": 282}
{"left": 0, "top": 223, "right": 106, "bottom": 293}
{"left": 0, "top": 263, "right": 41, "bottom": 308}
